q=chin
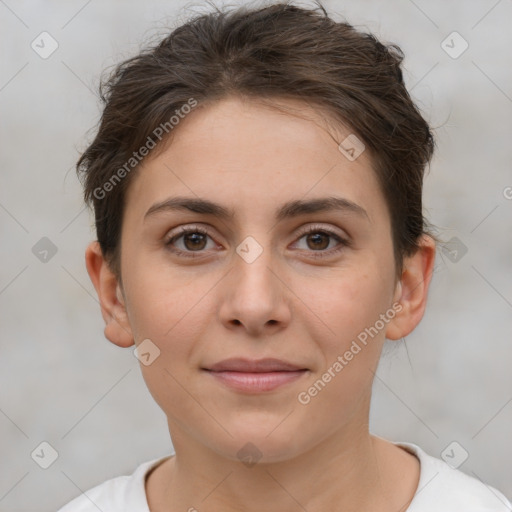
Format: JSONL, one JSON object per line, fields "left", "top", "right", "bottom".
{"left": 205, "top": 424, "right": 311, "bottom": 466}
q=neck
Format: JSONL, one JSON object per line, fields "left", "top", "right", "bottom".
{"left": 148, "top": 421, "right": 417, "bottom": 512}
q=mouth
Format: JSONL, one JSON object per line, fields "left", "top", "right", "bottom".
{"left": 202, "top": 358, "right": 309, "bottom": 393}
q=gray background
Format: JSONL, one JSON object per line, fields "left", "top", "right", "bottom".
{"left": 1, "top": 0, "right": 511, "bottom": 510}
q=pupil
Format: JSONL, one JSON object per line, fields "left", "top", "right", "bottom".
{"left": 185, "top": 233, "right": 206, "bottom": 251}
{"left": 309, "top": 233, "right": 328, "bottom": 250}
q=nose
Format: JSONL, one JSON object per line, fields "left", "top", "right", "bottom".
{"left": 218, "top": 241, "right": 292, "bottom": 337}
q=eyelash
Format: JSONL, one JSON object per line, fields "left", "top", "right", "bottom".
{"left": 164, "top": 224, "right": 350, "bottom": 260}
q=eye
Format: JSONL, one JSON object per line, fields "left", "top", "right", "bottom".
{"left": 293, "top": 224, "right": 350, "bottom": 259}
{"left": 165, "top": 225, "right": 217, "bottom": 258}
{"left": 164, "top": 224, "right": 350, "bottom": 260}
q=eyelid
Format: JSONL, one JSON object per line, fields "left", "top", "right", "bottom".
{"left": 165, "top": 222, "right": 349, "bottom": 242}
{"left": 294, "top": 223, "right": 350, "bottom": 242}
{"left": 165, "top": 224, "right": 213, "bottom": 240}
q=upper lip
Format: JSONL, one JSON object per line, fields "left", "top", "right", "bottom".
{"left": 205, "top": 358, "right": 307, "bottom": 372}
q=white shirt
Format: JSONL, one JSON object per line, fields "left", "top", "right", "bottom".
{"left": 56, "top": 441, "right": 512, "bottom": 511}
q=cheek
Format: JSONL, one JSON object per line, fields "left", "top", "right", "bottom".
{"left": 123, "top": 260, "right": 216, "bottom": 365}
{"left": 123, "top": 254, "right": 210, "bottom": 340}
{"left": 293, "top": 271, "right": 390, "bottom": 426}
{"left": 124, "top": 270, "right": 212, "bottom": 417}
{"left": 295, "top": 265, "right": 392, "bottom": 353}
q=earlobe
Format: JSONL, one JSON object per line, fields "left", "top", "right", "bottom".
{"left": 84, "top": 241, "right": 134, "bottom": 348}
{"left": 385, "top": 235, "right": 436, "bottom": 341}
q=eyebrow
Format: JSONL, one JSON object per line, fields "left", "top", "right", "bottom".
{"left": 144, "top": 195, "right": 370, "bottom": 223}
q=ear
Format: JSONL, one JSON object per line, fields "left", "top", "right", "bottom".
{"left": 85, "top": 241, "right": 134, "bottom": 348}
{"left": 385, "top": 234, "right": 436, "bottom": 340}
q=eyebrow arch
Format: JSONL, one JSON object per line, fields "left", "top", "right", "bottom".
{"left": 144, "top": 195, "right": 370, "bottom": 223}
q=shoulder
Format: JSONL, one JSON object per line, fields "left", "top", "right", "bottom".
{"left": 394, "top": 441, "right": 512, "bottom": 511}
{"left": 56, "top": 456, "right": 170, "bottom": 512}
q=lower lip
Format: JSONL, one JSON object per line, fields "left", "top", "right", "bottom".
{"left": 205, "top": 370, "right": 307, "bottom": 392}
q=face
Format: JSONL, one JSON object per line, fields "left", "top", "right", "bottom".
{"left": 92, "top": 96, "right": 417, "bottom": 463}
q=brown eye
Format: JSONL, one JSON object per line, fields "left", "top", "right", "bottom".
{"left": 305, "top": 232, "right": 330, "bottom": 251}
{"left": 293, "top": 225, "right": 350, "bottom": 259}
{"left": 181, "top": 232, "right": 208, "bottom": 251}
{"left": 165, "top": 226, "right": 216, "bottom": 258}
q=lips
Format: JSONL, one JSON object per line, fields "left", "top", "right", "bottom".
{"left": 203, "top": 358, "right": 308, "bottom": 393}
{"left": 205, "top": 357, "right": 307, "bottom": 373}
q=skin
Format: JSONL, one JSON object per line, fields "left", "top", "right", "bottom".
{"left": 86, "top": 96, "right": 436, "bottom": 512}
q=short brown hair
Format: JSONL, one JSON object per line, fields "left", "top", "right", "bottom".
{"left": 77, "top": 0, "right": 436, "bottom": 283}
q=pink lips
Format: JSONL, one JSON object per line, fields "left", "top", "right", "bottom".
{"left": 203, "top": 358, "right": 308, "bottom": 393}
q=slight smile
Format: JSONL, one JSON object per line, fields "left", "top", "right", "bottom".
{"left": 202, "top": 358, "right": 309, "bottom": 393}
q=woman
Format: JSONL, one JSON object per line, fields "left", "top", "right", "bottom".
{"left": 57, "top": 1, "right": 512, "bottom": 510}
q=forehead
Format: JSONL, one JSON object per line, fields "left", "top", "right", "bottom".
{"left": 124, "top": 96, "right": 387, "bottom": 227}
{"left": 162, "top": 95, "right": 363, "bottom": 164}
